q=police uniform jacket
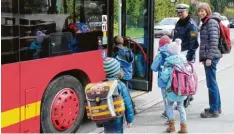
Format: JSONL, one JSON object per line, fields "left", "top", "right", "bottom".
{"left": 173, "top": 16, "right": 199, "bottom": 62}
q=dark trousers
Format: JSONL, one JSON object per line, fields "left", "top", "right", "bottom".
{"left": 204, "top": 59, "right": 221, "bottom": 112}
{"left": 121, "top": 80, "right": 136, "bottom": 109}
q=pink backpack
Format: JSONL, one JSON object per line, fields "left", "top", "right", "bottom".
{"left": 171, "top": 63, "right": 198, "bottom": 96}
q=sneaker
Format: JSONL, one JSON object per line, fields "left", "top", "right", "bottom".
{"left": 133, "top": 107, "right": 137, "bottom": 115}
{"left": 184, "top": 98, "right": 190, "bottom": 108}
{"left": 189, "top": 96, "right": 194, "bottom": 101}
{"left": 164, "top": 119, "right": 169, "bottom": 125}
{"left": 204, "top": 108, "right": 222, "bottom": 114}
{"left": 184, "top": 95, "right": 193, "bottom": 108}
{"left": 161, "top": 111, "right": 168, "bottom": 119}
{"left": 96, "top": 122, "right": 104, "bottom": 128}
{"left": 200, "top": 111, "right": 219, "bottom": 118}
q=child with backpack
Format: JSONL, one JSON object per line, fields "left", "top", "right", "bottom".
{"left": 102, "top": 57, "right": 134, "bottom": 133}
{"left": 151, "top": 35, "right": 171, "bottom": 123}
{"left": 113, "top": 35, "right": 137, "bottom": 114}
{"left": 160, "top": 38, "right": 194, "bottom": 133}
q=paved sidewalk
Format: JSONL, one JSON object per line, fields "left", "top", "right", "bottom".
{"left": 125, "top": 64, "right": 234, "bottom": 133}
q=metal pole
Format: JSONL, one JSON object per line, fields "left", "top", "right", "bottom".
{"left": 118, "top": 0, "right": 122, "bottom": 35}
{"left": 107, "top": 0, "right": 114, "bottom": 57}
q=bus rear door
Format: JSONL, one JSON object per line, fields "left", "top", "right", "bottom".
{"left": 108, "top": 0, "right": 155, "bottom": 93}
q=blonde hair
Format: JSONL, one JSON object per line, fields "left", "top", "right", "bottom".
{"left": 197, "top": 2, "right": 212, "bottom": 16}
{"left": 113, "top": 35, "right": 124, "bottom": 45}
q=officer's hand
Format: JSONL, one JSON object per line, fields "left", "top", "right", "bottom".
{"left": 206, "top": 59, "right": 212, "bottom": 66}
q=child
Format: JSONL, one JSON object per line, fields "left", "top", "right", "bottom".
{"left": 151, "top": 35, "right": 171, "bottom": 122}
{"left": 113, "top": 35, "right": 134, "bottom": 84}
{"left": 160, "top": 39, "right": 188, "bottom": 133}
{"left": 67, "top": 23, "right": 80, "bottom": 53}
{"left": 102, "top": 57, "right": 134, "bottom": 133}
{"left": 113, "top": 35, "right": 137, "bottom": 114}
{"left": 28, "top": 31, "right": 46, "bottom": 59}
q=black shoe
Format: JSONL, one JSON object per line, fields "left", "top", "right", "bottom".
{"left": 96, "top": 122, "right": 104, "bottom": 128}
{"left": 133, "top": 107, "right": 137, "bottom": 115}
{"left": 204, "top": 108, "right": 222, "bottom": 114}
{"left": 189, "top": 96, "right": 194, "bottom": 101}
{"left": 200, "top": 111, "right": 219, "bottom": 118}
{"left": 184, "top": 95, "right": 193, "bottom": 108}
{"left": 184, "top": 98, "right": 190, "bottom": 108}
{"left": 161, "top": 111, "right": 168, "bottom": 119}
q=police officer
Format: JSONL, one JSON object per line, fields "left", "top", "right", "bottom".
{"left": 174, "top": 4, "right": 199, "bottom": 108}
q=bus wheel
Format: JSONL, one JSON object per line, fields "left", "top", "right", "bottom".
{"left": 41, "top": 75, "right": 85, "bottom": 133}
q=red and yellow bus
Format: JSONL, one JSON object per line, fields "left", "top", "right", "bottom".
{"left": 1, "top": 0, "right": 154, "bottom": 133}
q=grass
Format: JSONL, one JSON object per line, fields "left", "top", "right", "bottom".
{"left": 114, "top": 28, "right": 144, "bottom": 38}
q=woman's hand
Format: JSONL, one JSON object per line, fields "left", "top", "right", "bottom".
{"left": 206, "top": 59, "right": 212, "bottom": 66}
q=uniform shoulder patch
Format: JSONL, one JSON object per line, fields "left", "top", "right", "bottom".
{"left": 190, "top": 23, "right": 197, "bottom": 37}
{"left": 190, "top": 31, "right": 196, "bottom": 37}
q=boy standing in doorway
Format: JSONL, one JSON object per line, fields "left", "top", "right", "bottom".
{"left": 113, "top": 35, "right": 137, "bottom": 114}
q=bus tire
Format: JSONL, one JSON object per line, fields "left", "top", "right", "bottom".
{"left": 41, "top": 75, "right": 85, "bottom": 133}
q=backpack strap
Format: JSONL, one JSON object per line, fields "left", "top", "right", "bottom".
{"left": 117, "top": 80, "right": 125, "bottom": 94}
{"left": 104, "top": 78, "right": 123, "bottom": 94}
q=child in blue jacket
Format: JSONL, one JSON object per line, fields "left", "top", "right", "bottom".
{"left": 159, "top": 39, "right": 188, "bottom": 133}
{"left": 151, "top": 35, "right": 171, "bottom": 122}
{"left": 102, "top": 57, "right": 134, "bottom": 133}
{"left": 113, "top": 35, "right": 137, "bottom": 114}
{"left": 113, "top": 35, "right": 134, "bottom": 84}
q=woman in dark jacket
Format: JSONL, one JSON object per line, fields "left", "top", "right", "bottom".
{"left": 197, "top": 3, "right": 222, "bottom": 118}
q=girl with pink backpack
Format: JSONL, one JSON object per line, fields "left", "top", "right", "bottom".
{"left": 160, "top": 38, "right": 198, "bottom": 133}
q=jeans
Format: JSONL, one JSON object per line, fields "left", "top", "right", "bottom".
{"left": 104, "top": 117, "right": 124, "bottom": 134}
{"left": 167, "top": 99, "right": 187, "bottom": 123}
{"left": 161, "top": 88, "right": 168, "bottom": 115}
{"left": 204, "top": 59, "right": 221, "bottom": 112}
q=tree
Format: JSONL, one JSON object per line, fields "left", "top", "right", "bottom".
{"left": 223, "top": 7, "right": 234, "bottom": 20}
{"left": 154, "top": 0, "right": 177, "bottom": 23}
{"left": 210, "top": 0, "right": 233, "bottom": 13}
{"left": 126, "top": 0, "right": 142, "bottom": 27}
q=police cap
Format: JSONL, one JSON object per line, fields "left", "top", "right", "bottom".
{"left": 176, "top": 4, "right": 190, "bottom": 12}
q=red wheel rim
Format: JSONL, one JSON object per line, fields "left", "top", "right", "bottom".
{"left": 51, "top": 88, "right": 80, "bottom": 131}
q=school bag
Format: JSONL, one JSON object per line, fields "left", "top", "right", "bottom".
{"left": 203, "top": 17, "right": 232, "bottom": 54}
{"left": 85, "top": 80, "right": 125, "bottom": 122}
{"left": 218, "top": 22, "right": 232, "bottom": 54}
{"left": 170, "top": 63, "right": 198, "bottom": 96}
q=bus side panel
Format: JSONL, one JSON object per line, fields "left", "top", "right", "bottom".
{"left": 1, "top": 64, "right": 20, "bottom": 132}
{"left": 19, "top": 50, "right": 105, "bottom": 132}
{"left": 1, "top": 124, "right": 20, "bottom": 133}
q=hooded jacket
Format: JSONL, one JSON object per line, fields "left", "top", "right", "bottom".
{"left": 173, "top": 16, "right": 199, "bottom": 62}
{"left": 114, "top": 45, "right": 134, "bottom": 81}
{"left": 151, "top": 44, "right": 170, "bottom": 88}
{"left": 199, "top": 14, "right": 222, "bottom": 61}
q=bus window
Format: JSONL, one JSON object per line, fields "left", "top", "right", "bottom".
{"left": 18, "top": 0, "right": 108, "bottom": 62}
{"left": 1, "top": 0, "right": 20, "bottom": 65}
